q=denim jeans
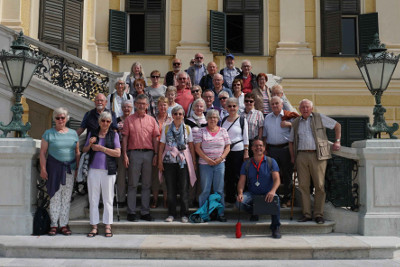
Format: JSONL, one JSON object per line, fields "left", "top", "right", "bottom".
{"left": 236, "top": 191, "right": 281, "bottom": 230}
{"left": 163, "top": 163, "right": 189, "bottom": 217}
{"left": 199, "top": 162, "right": 225, "bottom": 215}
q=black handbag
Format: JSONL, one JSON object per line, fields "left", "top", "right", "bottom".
{"left": 32, "top": 181, "right": 50, "bottom": 235}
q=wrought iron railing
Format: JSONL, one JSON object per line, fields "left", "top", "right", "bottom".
{"left": 0, "top": 25, "right": 124, "bottom": 101}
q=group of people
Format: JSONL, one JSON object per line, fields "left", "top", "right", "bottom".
{"left": 39, "top": 53, "right": 342, "bottom": 239}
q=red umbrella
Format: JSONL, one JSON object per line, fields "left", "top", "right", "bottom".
{"left": 236, "top": 203, "right": 242, "bottom": 238}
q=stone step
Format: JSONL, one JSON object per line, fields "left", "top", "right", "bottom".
{"left": 83, "top": 205, "right": 304, "bottom": 220}
{"left": 1, "top": 234, "right": 399, "bottom": 260}
{"left": 68, "top": 219, "right": 335, "bottom": 235}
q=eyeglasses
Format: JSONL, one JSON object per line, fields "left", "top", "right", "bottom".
{"left": 219, "top": 97, "right": 228, "bottom": 100}
{"left": 203, "top": 96, "right": 213, "bottom": 99}
{"left": 116, "top": 83, "right": 125, "bottom": 86}
{"left": 245, "top": 100, "right": 254, "bottom": 103}
{"left": 55, "top": 117, "right": 65, "bottom": 120}
{"left": 151, "top": 75, "right": 160, "bottom": 78}
{"left": 101, "top": 119, "right": 111, "bottom": 123}
{"left": 228, "top": 105, "right": 237, "bottom": 108}
{"left": 95, "top": 99, "right": 105, "bottom": 102}
{"left": 173, "top": 113, "right": 184, "bottom": 116}
{"left": 178, "top": 77, "right": 187, "bottom": 80}
{"left": 173, "top": 62, "right": 181, "bottom": 66}
{"left": 191, "top": 90, "right": 200, "bottom": 93}
{"left": 233, "top": 83, "right": 241, "bottom": 87}
{"left": 195, "top": 57, "right": 203, "bottom": 60}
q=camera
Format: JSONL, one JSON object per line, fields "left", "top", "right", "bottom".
{"left": 177, "top": 144, "right": 186, "bottom": 151}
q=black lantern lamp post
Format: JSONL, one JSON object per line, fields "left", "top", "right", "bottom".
{"left": 355, "top": 34, "right": 400, "bottom": 139}
{"left": 0, "top": 32, "right": 41, "bottom": 138}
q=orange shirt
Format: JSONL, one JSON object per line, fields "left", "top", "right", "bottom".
{"left": 175, "top": 88, "right": 194, "bottom": 114}
{"left": 122, "top": 113, "right": 160, "bottom": 150}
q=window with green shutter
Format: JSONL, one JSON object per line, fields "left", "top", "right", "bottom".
{"left": 321, "top": 0, "right": 378, "bottom": 56}
{"left": 108, "top": 0, "right": 165, "bottom": 54}
{"left": 210, "top": 0, "right": 262, "bottom": 55}
{"left": 39, "top": 0, "right": 83, "bottom": 57}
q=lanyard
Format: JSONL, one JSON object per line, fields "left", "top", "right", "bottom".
{"left": 251, "top": 158, "right": 263, "bottom": 183}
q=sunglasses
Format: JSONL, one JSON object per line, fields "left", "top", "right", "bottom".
{"left": 151, "top": 75, "right": 160, "bottom": 78}
{"left": 219, "top": 97, "right": 228, "bottom": 100}
{"left": 228, "top": 105, "right": 237, "bottom": 108}
{"left": 173, "top": 63, "right": 181, "bottom": 66}
{"left": 101, "top": 119, "right": 111, "bottom": 123}
{"left": 195, "top": 57, "right": 203, "bottom": 60}
{"left": 55, "top": 117, "right": 65, "bottom": 120}
{"left": 245, "top": 100, "right": 254, "bottom": 103}
{"left": 173, "top": 113, "right": 184, "bottom": 116}
{"left": 191, "top": 90, "right": 200, "bottom": 93}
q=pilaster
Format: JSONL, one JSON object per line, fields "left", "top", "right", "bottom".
{"left": 0, "top": 0, "right": 23, "bottom": 32}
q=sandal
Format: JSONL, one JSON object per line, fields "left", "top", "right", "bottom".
{"left": 150, "top": 199, "right": 158, "bottom": 209}
{"left": 60, "top": 226, "right": 72, "bottom": 236}
{"left": 48, "top": 227, "right": 58, "bottom": 236}
{"left": 87, "top": 227, "right": 98, "bottom": 238}
{"left": 104, "top": 226, "right": 113, "bottom": 238}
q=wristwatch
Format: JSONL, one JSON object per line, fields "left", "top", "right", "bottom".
{"left": 335, "top": 139, "right": 340, "bottom": 142}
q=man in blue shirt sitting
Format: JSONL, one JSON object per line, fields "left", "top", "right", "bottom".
{"left": 236, "top": 139, "right": 281, "bottom": 239}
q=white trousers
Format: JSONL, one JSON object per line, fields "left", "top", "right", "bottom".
{"left": 88, "top": 168, "right": 116, "bottom": 225}
{"left": 49, "top": 172, "right": 74, "bottom": 227}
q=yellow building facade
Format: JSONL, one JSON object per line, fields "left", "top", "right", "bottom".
{"left": 0, "top": 0, "right": 399, "bottom": 137}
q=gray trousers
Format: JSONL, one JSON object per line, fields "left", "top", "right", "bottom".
{"left": 116, "top": 155, "right": 127, "bottom": 202}
{"left": 127, "top": 150, "right": 153, "bottom": 215}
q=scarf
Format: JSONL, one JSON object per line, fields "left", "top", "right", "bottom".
{"left": 168, "top": 122, "right": 186, "bottom": 168}
{"left": 192, "top": 113, "right": 205, "bottom": 128}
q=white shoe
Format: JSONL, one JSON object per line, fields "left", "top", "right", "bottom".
{"left": 181, "top": 216, "right": 188, "bottom": 223}
{"left": 165, "top": 216, "right": 174, "bottom": 222}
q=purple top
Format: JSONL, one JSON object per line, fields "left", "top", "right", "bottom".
{"left": 85, "top": 132, "right": 120, "bottom": 170}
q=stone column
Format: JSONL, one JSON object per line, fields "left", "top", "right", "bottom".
{"left": 175, "top": 0, "right": 213, "bottom": 70}
{"left": 275, "top": 0, "right": 313, "bottom": 78}
{"left": 0, "top": 139, "right": 40, "bottom": 235}
{"left": 0, "top": 0, "right": 23, "bottom": 32}
{"left": 376, "top": 0, "right": 400, "bottom": 78}
{"left": 353, "top": 140, "right": 400, "bottom": 236}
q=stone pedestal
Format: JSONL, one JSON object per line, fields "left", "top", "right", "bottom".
{"left": 0, "top": 139, "right": 40, "bottom": 235}
{"left": 353, "top": 140, "right": 400, "bottom": 236}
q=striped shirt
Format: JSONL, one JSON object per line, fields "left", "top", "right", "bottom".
{"left": 243, "top": 109, "right": 264, "bottom": 140}
{"left": 262, "top": 91, "right": 271, "bottom": 115}
{"left": 194, "top": 127, "right": 231, "bottom": 165}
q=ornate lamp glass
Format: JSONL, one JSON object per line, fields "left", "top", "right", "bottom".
{"left": 355, "top": 34, "right": 399, "bottom": 139}
{"left": 0, "top": 32, "right": 42, "bottom": 137}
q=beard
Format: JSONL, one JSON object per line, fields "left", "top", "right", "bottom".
{"left": 96, "top": 104, "right": 104, "bottom": 111}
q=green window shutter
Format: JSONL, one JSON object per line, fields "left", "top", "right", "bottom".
{"left": 347, "top": 117, "right": 369, "bottom": 145}
{"left": 244, "top": 0, "right": 261, "bottom": 10}
{"left": 147, "top": 0, "right": 163, "bottom": 10}
{"left": 210, "top": 10, "right": 226, "bottom": 54}
{"left": 126, "top": 0, "right": 145, "bottom": 11}
{"left": 321, "top": 0, "right": 340, "bottom": 12}
{"left": 243, "top": 13, "right": 262, "bottom": 55}
{"left": 322, "top": 11, "right": 341, "bottom": 55}
{"left": 108, "top": 9, "right": 127, "bottom": 53}
{"left": 64, "top": 0, "right": 83, "bottom": 57}
{"left": 224, "top": 0, "right": 242, "bottom": 11}
{"left": 341, "top": 0, "right": 360, "bottom": 14}
{"left": 144, "top": 12, "right": 164, "bottom": 54}
{"left": 358, "top": 12, "right": 379, "bottom": 55}
{"left": 40, "top": 0, "right": 64, "bottom": 46}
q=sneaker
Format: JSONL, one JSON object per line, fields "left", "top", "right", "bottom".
{"left": 165, "top": 216, "right": 174, "bottom": 222}
{"left": 181, "top": 216, "right": 188, "bottom": 223}
{"left": 315, "top": 216, "right": 325, "bottom": 224}
{"left": 272, "top": 227, "right": 282, "bottom": 239}
{"left": 140, "top": 214, "right": 154, "bottom": 221}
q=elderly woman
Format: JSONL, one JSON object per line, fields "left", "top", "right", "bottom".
{"left": 232, "top": 78, "right": 245, "bottom": 113}
{"left": 83, "top": 111, "right": 121, "bottom": 238}
{"left": 40, "top": 107, "right": 80, "bottom": 236}
{"left": 218, "top": 91, "right": 229, "bottom": 120}
{"left": 221, "top": 97, "right": 249, "bottom": 204}
{"left": 132, "top": 78, "right": 156, "bottom": 117}
{"left": 158, "top": 106, "right": 196, "bottom": 223}
{"left": 253, "top": 73, "right": 271, "bottom": 116}
{"left": 151, "top": 96, "right": 172, "bottom": 208}
{"left": 243, "top": 93, "right": 264, "bottom": 158}
{"left": 126, "top": 62, "right": 147, "bottom": 94}
{"left": 186, "top": 85, "right": 202, "bottom": 118}
{"left": 107, "top": 78, "right": 134, "bottom": 118}
{"left": 145, "top": 70, "right": 167, "bottom": 108}
{"left": 270, "top": 84, "right": 297, "bottom": 112}
{"left": 194, "top": 109, "right": 231, "bottom": 222}
{"left": 115, "top": 100, "right": 134, "bottom": 207}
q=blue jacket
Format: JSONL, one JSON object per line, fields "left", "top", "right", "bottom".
{"left": 189, "top": 193, "right": 224, "bottom": 222}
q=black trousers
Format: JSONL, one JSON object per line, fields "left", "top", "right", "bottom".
{"left": 163, "top": 163, "right": 189, "bottom": 217}
{"left": 224, "top": 150, "right": 244, "bottom": 203}
{"left": 267, "top": 146, "right": 293, "bottom": 202}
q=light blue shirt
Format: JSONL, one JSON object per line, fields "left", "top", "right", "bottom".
{"left": 263, "top": 110, "right": 291, "bottom": 145}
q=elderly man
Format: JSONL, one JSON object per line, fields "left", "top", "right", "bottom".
{"left": 234, "top": 60, "right": 257, "bottom": 94}
{"left": 199, "top": 62, "right": 228, "bottom": 91}
{"left": 164, "top": 58, "right": 182, "bottom": 87}
{"left": 263, "top": 96, "right": 299, "bottom": 208}
{"left": 122, "top": 94, "right": 160, "bottom": 222}
{"left": 202, "top": 89, "right": 221, "bottom": 115}
{"left": 106, "top": 79, "right": 134, "bottom": 118}
{"left": 175, "top": 72, "right": 194, "bottom": 114}
{"left": 220, "top": 54, "right": 241, "bottom": 89}
{"left": 77, "top": 93, "right": 118, "bottom": 137}
{"left": 236, "top": 139, "right": 281, "bottom": 239}
{"left": 187, "top": 53, "right": 207, "bottom": 86}
{"left": 289, "top": 99, "right": 341, "bottom": 224}
{"left": 212, "top": 73, "right": 232, "bottom": 108}
{"left": 270, "top": 85, "right": 296, "bottom": 112}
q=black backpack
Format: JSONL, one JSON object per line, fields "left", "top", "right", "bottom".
{"left": 32, "top": 181, "right": 50, "bottom": 236}
{"left": 221, "top": 115, "right": 245, "bottom": 149}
